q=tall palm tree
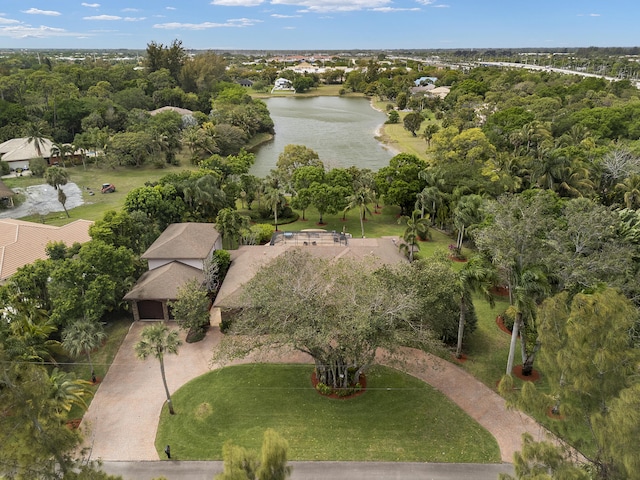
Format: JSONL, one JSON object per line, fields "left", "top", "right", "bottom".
{"left": 344, "top": 187, "right": 374, "bottom": 238}
{"left": 453, "top": 194, "right": 485, "bottom": 250}
{"left": 264, "top": 186, "right": 285, "bottom": 231}
{"left": 397, "top": 210, "right": 430, "bottom": 262}
{"left": 62, "top": 318, "right": 107, "bottom": 382}
{"left": 216, "top": 207, "right": 250, "bottom": 248}
{"left": 44, "top": 166, "right": 70, "bottom": 218}
{"left": 25, "top": 121, "right": 48, "bottom": 158}
{"left": 455, "top": 255, "right": 496, "bottom": 359}
{"left": 135, "top": 323, "right": 182, "bottom": 415}
{"left": 505, "top": 266, "right": 550, "bottom": 376}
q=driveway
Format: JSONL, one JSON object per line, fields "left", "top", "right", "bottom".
{"left": 82, "top": 322, "right": 558, "bottom": 464}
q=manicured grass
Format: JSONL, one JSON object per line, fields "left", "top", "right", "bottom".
{"left": 155, "top": 364, "right": 500, "bottom": 463}
{"left": 252, "top": 84, "right": 362, "bottom": 98}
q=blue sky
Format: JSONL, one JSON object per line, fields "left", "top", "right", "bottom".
{"left": 0, "top": 1, "right": 637, "bottom": 50}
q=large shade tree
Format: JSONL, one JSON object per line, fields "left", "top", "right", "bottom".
{"left": 215, "top": 249, "right": 436, "bottom": 389}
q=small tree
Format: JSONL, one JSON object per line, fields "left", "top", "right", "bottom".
{"left": 134, "top": 323, "right": 182, "bottom": 415}
{"left": 167, "top": 279, "right": 211, "bottom": 342}
{"left": 215, "top": 429, "right": 292, "bottom": 480}
{"left": 403, "top": 112, "right": 423, "bottom": 136}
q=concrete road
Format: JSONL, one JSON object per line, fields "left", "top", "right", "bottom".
{"left": 102, "top": 460, "right": 514, "bottom": 480}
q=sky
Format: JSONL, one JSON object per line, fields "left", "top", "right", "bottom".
{"left": 0, "top": 1, "right": 638, "bottom": 51}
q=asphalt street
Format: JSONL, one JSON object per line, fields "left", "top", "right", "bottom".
{"left": 102, "top": 460, "right": 514, "bottom": 480}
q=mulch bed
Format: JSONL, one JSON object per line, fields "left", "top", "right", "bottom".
{"left": 311, "top": 371, "right": 367, "bottom": 400}
{"left": 449, "top": 256, "right": 467, "bottom": 263}
{"left": 451, "top": 353, "right": 469, "bottom": 363}
{"left": 66, "top": 419, "right": 82, "bottom": 430}
{"left": 511, "top": 365, "right": 540, "bottom": 382}
{"left": 496, "top": 316, "right": 512, "bottom": 335}
{"left": 491, "top": 286, "right": 510, "bottom": 297}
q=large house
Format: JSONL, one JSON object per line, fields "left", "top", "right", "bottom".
{"left": 124, "top": 223, "right": 221, "bottom": 321}
{"left": 0, "top": 137, "right": 54, "bottom": 171}
{"left": 0, "top": 218, "right": 93, "bottom": 282}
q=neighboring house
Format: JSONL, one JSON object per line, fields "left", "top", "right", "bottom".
{"left": 0, "top": 137, "right": 54, "bottom": 171}
{"left": 124, "top": 223, "right": 221, "bottom": 321}
{"left": 237, "top": 78, "right": 254, "bottom": 87}
{"left": 0, "top": 218, "right": 93, "bottom": 282}
{"left": 273, "top": 78, "right": 294, "bottom": 91}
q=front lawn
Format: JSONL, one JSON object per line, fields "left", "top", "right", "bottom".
{"left": 155, "top": 364, "right": 500, "bottom": 463}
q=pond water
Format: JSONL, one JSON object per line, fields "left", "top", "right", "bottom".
{"left": 250, "top": 96, "right": 396, "bottom": 178}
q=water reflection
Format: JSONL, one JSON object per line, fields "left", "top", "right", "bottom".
{"left": 250, "top": 96, "right": 395, "bottom": 177}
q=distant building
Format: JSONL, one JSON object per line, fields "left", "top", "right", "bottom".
{"left": 148, "top": 106, "right": 194, "bottom": 116}
{"left": 237, "top": 78, "right": 254, "bottom": 87}
{"left": 0, "top": 137, "right": 54, "bottom": 171}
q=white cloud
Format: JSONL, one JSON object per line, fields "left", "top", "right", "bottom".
{"left": 271, "top": 0, "right": 390, "bottom": 13}
{"left": 415, "top": 0, "right": 434, "bottom": 3}
{"left": 589, "top": 13, "right": 601, "bottom": 17}
{"left": 22, "top": 8, "right": 62, "bottom": 16}
{"left": 0, "top": 24, "right": 88, "bottom": 39}
{"left": 371, "top": 7, "right": 419, "bottom": 12}
{"left": 122, "top": 8, "right": 141, "bottom": 12}
{"left": 124, "top": 17, "right": 147, "bottom": 21}
{"left": 0, "top": 16, "right": 20, "bottom": 25}
{"left": 432, "top": 4, "right": 449, "bottom": 7}
{"left": 577, "top": 13, "right": 601, "bottom": 17}
{"left": 283, "top": 26, "right": 296, "bottom": 29}
{"left": 154, "top": 18, "right": 261, "bottom": 29}
{"left": 271, "top": 13, "right": 302, "bottom": 17}
{"left": 81, "top": 3, "right": 100, "bottom": 7}
{"left": 210, "top": 0, "right": 264, "bottom": 5}
{"left": 166, "top": 6, "right": 177, "bottom": 9}
{"left": 84, "top": 15, "right": 122, "bottom": 20}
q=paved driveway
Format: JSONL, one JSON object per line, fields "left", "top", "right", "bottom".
{"left": 82, "top": 322, "right": 558, "bottom": 464}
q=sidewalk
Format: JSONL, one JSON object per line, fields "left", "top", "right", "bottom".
{"left": 82, "top": 322, "right": 554, "bottom": 464}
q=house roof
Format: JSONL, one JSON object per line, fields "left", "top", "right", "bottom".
{"left": 148, "top": 106, "right": 193, "bottom": 116}
{"left": 0, "top": 180, "right": 15, "bottom": 198}
{"left": 213, "top": 237, "right": 406, "bottom": 309}
{"left": 0, "top": 218, "right": 93, "bottom": 281}
{"left": 123, "top": 261, "right": 204, "bottom": 301}
{"left": 141, "top": 223, "right": 220, "bottom": 260}
{"left": 0, "top": 137, "right": 54, "bottom": 162}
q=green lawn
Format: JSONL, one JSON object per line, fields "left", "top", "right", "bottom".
{"left": 155, "top": 364, "right": 500, "bottom": 463}
{"left": 3, "top": 159, "right": 196, "bottom": 225}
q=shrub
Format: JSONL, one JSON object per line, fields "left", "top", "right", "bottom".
{"left": 243, "top": 223, "right": 275, "bottom": 245}
{"left": 29, "top": 157, "right": 47, "bottom": 177}
{"left": 0, "top": 161, "right": 9, "bottom": 176}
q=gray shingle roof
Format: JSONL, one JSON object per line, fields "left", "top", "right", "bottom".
{"left": 123, "top": 261, "right": 204, "bottom": 300}
{"left": 141, "top": 223, "right": 220, "bottom": 260}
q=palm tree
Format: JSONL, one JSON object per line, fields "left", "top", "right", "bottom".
{"left": 615, "top": 174, "right": 640, "bottom": 209}
{"left": 62, "top": 318, "right": 107, "bottom": 382}
{"left": 505, "top": 266, "right": 550, "bottom": 376}
{"left": 397, "top": 210, "right": 430, "bottom": 262}
{"left": 344, "top": 187, "right": 374, "bottom": 238}
{"left": 264, "top": 186, "right": 285, "bottom": 231}
{"left": 47, "top": 368, "right": 92, "bottom": 414}
{"left": 135, "top": 323, "right": 182, "bottom": 415}
{"left": 452, "top": 194, "right": 485, "bottom": 250}
{"left": 456, "top": 255, "right": 496, "bottom": 359}
{"left": 44, "top": 166, "right": 70, "bottom": 218}
{"left": 216, "top": 207, "right": 250, "bottom": 248}
{"left": 50, "top": 142, "right": 74, "bottom": 168}
{"left": 25, "top": 121, "right": 49, "bottom": 158}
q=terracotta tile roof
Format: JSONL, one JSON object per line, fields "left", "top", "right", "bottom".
{"left": 123, "top": 261, "right": 204, "bottom": 300}
{"left": 141, "top": 223, "right": 220, "bottom": 260}
{"left": 0, "top": 218, "right": 93, "bottom": 281}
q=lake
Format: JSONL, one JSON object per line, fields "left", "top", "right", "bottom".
{"left": 250, "top": 96, "right": 395, "bottom": 177}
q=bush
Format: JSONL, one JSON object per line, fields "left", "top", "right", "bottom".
{"left": 0, "top": 161, "right": 9, "bottom": 176}
{"left": 29, "top": 157, "right": 47, "bottom": 177}
{"left": 386, "top": 110, "right": 400, "bottom": 124}
{"left": 243, "top": 223, "right": 275, "bottom": 245}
